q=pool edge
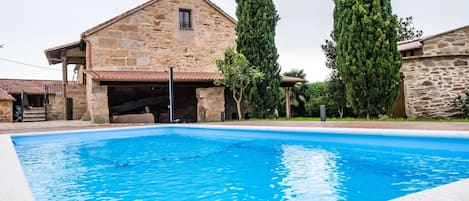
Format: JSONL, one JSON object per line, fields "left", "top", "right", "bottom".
{"left": 0, "top": 135, "right": 35, "bottom": 201}
{"left": 390, "top": 178, "right": 469, "bottom": 201}
{"left": 5, "top": 124, "right": 469, "bottom": 201}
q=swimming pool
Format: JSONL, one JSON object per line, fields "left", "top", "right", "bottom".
{"left": 12, "top": 126, "right": 469, "bottom": 200}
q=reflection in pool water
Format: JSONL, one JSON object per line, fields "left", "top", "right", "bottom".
{"left": 278, "top": 145, "right": 344, "bottom": 201}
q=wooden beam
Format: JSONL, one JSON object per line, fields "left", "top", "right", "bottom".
{"left": 65, "top": 48, "right": 86, "bottom": 57}
{"left": 65, "top": 57, "right": 86, "bottom": 65}
{"left": 285, "top": 87, "right": 291, "bottom": 120}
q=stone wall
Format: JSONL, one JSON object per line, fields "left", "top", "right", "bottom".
{"left": 68, "top": 85, "right": 88, "bottom": 120}
{"left": 88, "top": 80, "right": 110, "bottom": 124}
{"left": 86, "top": 0, "right": 236, "bottom": 72}
{"left": 0, "top": 101, "right": 13, "bottom": 122}
{"left": 196, "top": 87, "right": 224, "bottom": 122}
{"left": 423, "top": 26, "right": 469, "bottom": 56}
{"left": 46, "top": 85, "right": 88, "bottom": 120}
{"left": 401, "top": 55, "right": 469, "bottom": 118}
{"left": 47, "top": 95, "right": 64, "bottom": 120}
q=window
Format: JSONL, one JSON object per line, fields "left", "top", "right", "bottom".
{"left": 179, "top": 9, "right": 192, "bottom": 29}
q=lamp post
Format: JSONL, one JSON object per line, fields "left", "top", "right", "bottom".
{"left": 168, "top": 67, "right": 175, "bottom": 123}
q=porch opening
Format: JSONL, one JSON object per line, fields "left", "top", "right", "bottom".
{"left": 107, "top": 84, "right": 197, "bottom": 123}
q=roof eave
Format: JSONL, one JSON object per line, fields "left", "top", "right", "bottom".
{"left": 44, "top": 41, "right": 82, "bottom": 65}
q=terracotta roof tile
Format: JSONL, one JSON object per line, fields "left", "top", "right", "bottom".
{"left": 0, "top": 79, "right": 63, "bottom": 95}
{"left": 86, "top": 70, "right": 223, "bottom": 82}
{"left": 0, "top": 88, "right": 15, "bottom": 101}
{"left": 86, "top": 70, "right": 306, "bottom": 84}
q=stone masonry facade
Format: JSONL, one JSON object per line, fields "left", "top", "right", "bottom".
{"left": 85, "top": 0, "right": 236, "bottom": 72}
{"left": 422, "top": 27, "right": 469, "bottom": 56}
{"left": 401, "top": 26, "right": 469, "bottom": 118}
{"left": 83, "top": 0, "right": 236, "bottom": 123}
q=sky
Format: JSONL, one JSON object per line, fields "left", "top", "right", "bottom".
{"left": 1, "top": 0, "right": 469, "bottom": 82}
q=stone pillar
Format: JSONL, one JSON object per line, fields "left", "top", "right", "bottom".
{"left": 89, "top": 80, "right": 109, "bottom": 124}
{"left": 196, "top": 87, "right": 225, "bottom": 122}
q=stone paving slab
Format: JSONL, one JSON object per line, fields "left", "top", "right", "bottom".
{"left": 0, "top": 120, "right": 148, "bottom": 135}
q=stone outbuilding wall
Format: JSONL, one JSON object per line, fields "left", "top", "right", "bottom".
{"left": 401, "top": 56, "right": 469, "bottom": 118}
{"left": 47, "top": 95, "right": 64, "bottom": 120}
{"left": 0, "top": 100, "right": 13, "bottom": 122}
{"left": 47, "top": 85, "right": 88, "bottom": 121}
{"left": 401, "top": 26, "right": 469, "bottom": 118}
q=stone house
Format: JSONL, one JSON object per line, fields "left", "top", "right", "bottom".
{"left": 396, "top": 25, "right": 469, "bottom": 118}
{"left": 45, "top": 0, "right": 301, "bottom": 124}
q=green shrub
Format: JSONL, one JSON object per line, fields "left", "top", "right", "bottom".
{"left": 454, "top": 91, "right": 469, "bottom": 117}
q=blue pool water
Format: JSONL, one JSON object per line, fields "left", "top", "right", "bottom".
{"left": 13, "top": 126, "right": 469, "bottom": 201}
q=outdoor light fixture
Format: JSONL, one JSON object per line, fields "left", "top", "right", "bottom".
{"left": 168, "top": 67, "right": 175, "bottom": 123}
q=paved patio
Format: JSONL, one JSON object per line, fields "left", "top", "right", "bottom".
{"left": 0, "top": 120, "right": 145, "bottom": 135}
{"left": 1, "top": 120, "right": 468, "bottom": 134}
{"left": 209, "top": 121, "right": 469, "bottom": 131}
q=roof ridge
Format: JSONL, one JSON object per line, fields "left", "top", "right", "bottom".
{"left": 422, "top": 25, "right": 469, "bottom": 42}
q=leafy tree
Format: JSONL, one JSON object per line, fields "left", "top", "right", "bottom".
{"left": 282, "top": 69, "right": 309, "bottom": 117}
{"left": 283, "top": 69, "right": 306, "bottom": 80}
{"left": 334, "top": 0, "right": 401, "bottom": 118}
{"left": 305, "top": 82, "right": 331, "bottom": 117}
{"left": 397, "top": 16, "right": 423, "bottom": 41}
{"left": 321, "top": 35, "right": 347, "bottom": 118}
{"left": 236, "top": 0, "right": 281, "bottom": 118}
{"left": 215, "top": 48, "right": 263, "bottom": 120}
{"left": 454, "top": 91, "right": 469, "bottom": 117}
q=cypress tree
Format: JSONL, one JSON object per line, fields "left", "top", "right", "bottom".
{"left": 334, "top": 0, "right": 401, "bottom": 118}
{"left": 236, "top": 0, "right": 281, "bottom": 118}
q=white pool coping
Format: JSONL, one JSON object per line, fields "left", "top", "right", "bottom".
{"left": 2, "top": 125, "right": 469, "bottom": 201}
{"left": 0, "top": 135, "right": 34, "bottom": 201}
{"left": 391, "top": 178, "right": 469, "bottom": 201}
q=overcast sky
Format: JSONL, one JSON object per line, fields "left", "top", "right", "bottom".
{"left": 1, "top": 0, "right": 468, "bottom": 82}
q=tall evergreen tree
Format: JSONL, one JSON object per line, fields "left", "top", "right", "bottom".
{"left": 236, "top": 0, "right": 281, "bottom": 118}
{"left": 334, "top": 0, "right": 401, "bottom": 118}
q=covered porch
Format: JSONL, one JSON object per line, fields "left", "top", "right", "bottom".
{"left": 86, "top": 70, "right": 303, "bottom": 123}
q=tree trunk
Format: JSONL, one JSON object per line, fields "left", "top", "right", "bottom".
{"left": 338, "top": 108, "right": 344, "bottom": 119}
{"left": 233, "top": 89, "right": 244, "bottom": 120}
{"left": 235, "top": 100, "right": 242, "bottom": 120}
